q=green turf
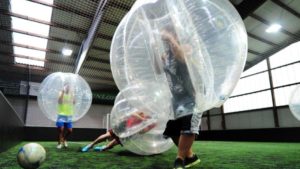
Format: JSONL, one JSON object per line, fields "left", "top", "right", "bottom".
{"left": 1, "top": 141, "right": 300, "bottom": 169}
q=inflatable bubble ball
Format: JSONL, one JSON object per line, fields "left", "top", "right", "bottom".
{"left": 110, "top": 0, "right": 248, "bottom": 116}
{"left": 289, "top": 85, "right": 300, "bottom": 121}
{"left": 38, "top": 72, "right": 92, "bottom": 122}
{"left": 110, "top": 87, "right": 173, "bottom": 155}
{"left": 120, "top": 131, "right": 174, "bottom": 156}
{"left": 110, "top": 83, "right": 171, "bottom": 138}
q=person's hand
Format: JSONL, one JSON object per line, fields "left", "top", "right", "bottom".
{"left": 161, "top": 30, "right": 175, "bottom": 42}
{"left": 182, "top": 44, "right": 193, "bottom": 56}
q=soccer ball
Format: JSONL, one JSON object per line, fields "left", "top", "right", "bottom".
{"left": 17, "top": 143, "right": 46, "bottom": 169}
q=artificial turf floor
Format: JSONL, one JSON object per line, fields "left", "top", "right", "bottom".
{"left": 1, "top": 141, "right": 300, "bottom": 169}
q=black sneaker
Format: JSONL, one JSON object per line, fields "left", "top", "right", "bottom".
{"left": 185, "top": 154, "right": 201, "bottom": 168}
{"left": 174, "top": 158, "right": 185, "bottom": 169}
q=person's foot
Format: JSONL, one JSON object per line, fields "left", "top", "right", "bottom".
{"left": 57, "top": 143, "right": 63, "bottom": 149}
{"left": 185, "top": 154, "right": 201, "bottom": 168}
{"left": 94, "top": 145, "right": 107, "bottom": 152}
{"left": 173, "top": 158, "right": 185, "bottom": 169}
{"left": 81, "top": 145, "right": 91, "bottom": 152}
{"left": 63, "top": 141, "right": 68, "bottom": 148}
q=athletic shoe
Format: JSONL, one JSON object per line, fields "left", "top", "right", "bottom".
{"left": 94, "top": 145, "right": 106, "bottom": 152}
{"left": 57, "top": 143, "right": 63, "bottom": 149}
{"left": 185, "top": 154, "right": 201, "bottom": 168}
{"left": 173, "top": 158, "right": 185, "bottom": 169}
{"left": 81, "top": 145, "right": 91, "bottom": 152}
{"left": 63, "top": 141, "right": 68, "bottom": 148}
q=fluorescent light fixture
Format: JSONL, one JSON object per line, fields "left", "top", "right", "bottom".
{"left": 14, "top": 47, "right": 46, "bottom": 59}
{"left": 11, "top": 0, "right": 53, "bottom": 67}
{"left": 13, "top": 33, "right": 48, "bottom": 49}
{"left": 62, "top": 48, "right": 73, "bottom": 56}
{"left": 15, "top": 57, "right": 45, "bottom": 67}
{"left": 10, "top": 0, "right": 53, "bottom": 21}
{"left": 266, "top": 24, "right": 282, "bottom": 33}
{"left": 11, "top": 17, "right": 50, "bottom": 36}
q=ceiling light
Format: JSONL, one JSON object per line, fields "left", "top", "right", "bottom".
{"left": 266, "top": 24, "right": 282, "bottom": 33}
{"left": 62, "top": 48, "right": 73, "bottom": 56}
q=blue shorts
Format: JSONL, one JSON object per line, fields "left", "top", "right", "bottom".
{"left": 56, "top": 115, "right": 73, "bottom": 128}
{"left": 56, "top": 121, "right": 73, "bottom": 128}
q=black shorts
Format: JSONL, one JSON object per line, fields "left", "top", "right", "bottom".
{"left": 163, "top": 114, "right": 200, "bottom": 137}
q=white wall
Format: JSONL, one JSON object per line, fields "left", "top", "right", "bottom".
{"left": 201, "top": 117, "right": 208, "bottom": 131}
{"left": 205, "top": 107, "right": 300, "bottom": 130}
{"left": 225, "top": 109, "right": 275, "bottom": 129}
{"left": 210, "top": 115, "right": 223, "bottom": 130}
{"left": 26, "top": 99, "right": 112, "bottom": 128}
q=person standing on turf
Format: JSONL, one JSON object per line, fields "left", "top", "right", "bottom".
{"left": 56, "top": 84, "right": 75, "bottom": 149}
{"left": 160, "top": 26, "right": 201, "bottom": 169}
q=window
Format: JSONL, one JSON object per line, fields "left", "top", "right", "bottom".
{"left": 271, "top": 63, "right": 300, "bottom": 87}
{"left": 274, "top": 85, "right": 298, "bottom": 106}
{"left": 269, "top": 42, "right": 300, "bottom": 68}
{"left": 224, "top": 90, "right": 273, "bottom": 113}
{"left": 242, "top": 60, "right": 267, "bottom": 77}
{"left": 231, "top": 72, "right": 270, "bottom": 96}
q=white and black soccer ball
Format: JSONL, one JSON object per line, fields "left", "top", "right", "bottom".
{"left": 17, "top": 143, "right": 46, "bottom": 169}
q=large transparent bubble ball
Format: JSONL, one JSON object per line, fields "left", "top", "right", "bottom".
{"left": 38, "top": 72, "right": 92, "bottom": 122}
{"left": 289, "top": 85, "right": 300, "bottom": 121}
{"left": 110, "top": 0, "right": 248, "bottom": 116}
{"left": 110, "top": 83, "right": 171, "bottom": 138}
{"left": 120, "top": 131, "right": 174, "bottom": 155}
{"left": 110, "top": 89, "right": 173, "bottom": 155}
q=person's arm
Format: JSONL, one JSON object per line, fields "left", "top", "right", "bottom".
{"left": 131, "top": 112, "right": 147, "bottom": 121}
{"left": 161, "top": 30, "right": 185, "bottom": 63}
{"left": 58, "top": 91, "right": 64, "bottom": 104}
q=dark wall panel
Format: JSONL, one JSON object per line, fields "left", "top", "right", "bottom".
{"left": 198, "top": 128, "right": 300, "bottom": 142}
{"left": 25, "top": 127, "right": 106, "bottom": 141}
{"left": 0, "top": 92, "right": 24, "bottom": 153}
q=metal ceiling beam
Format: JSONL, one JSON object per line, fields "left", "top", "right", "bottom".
{"left": 0, "top": 40, "right": 61, "bottom": 54}
{"left": 86, "top": 57, "right": 110, "bottom": 64}
{"left": 27, "top": 0, "right": 119, "bottom": 26}
{"left": 235, "top": 0, "right": 267, "bottom": 19}
{"left": 250, "top": 14, "right": 300, "bottom": 38}
{"left": 0, "top": 50, "right": 112, "bottom": 74}
{"left": 0, "top": 67, "right": 116, "bottom": 90}
{"left": 0, "top": 25, "right": 82, "bottom": 46}
{"left": 107, "top": 1, "right": 131, "bottom": 11}
{"left": 248, "top": 49, "right": 263, "bottom": 56}
{"left": 0, "top": 9, "right": 113, "bottom": 47}
{"left": 247, "top": 33, "right": 279, "bottom": 47}
{"left": 0, "top": 61, "right": 115, "bottom": 85}
{"left": 271, "top": 0, "right": 300, "bottom": 19}
{"left": 0, "top": 60, "right": 46, "bottom": 72}
{"left": 0, "top": 41, "right": 110, "bottom": 68}
{"left": 74, "top": 0, "right": 108, "bottom": 74}
{"left": 82, "top": 73, "right": 114, "bottom": 82}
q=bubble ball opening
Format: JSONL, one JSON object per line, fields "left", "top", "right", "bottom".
{"left": 38, "top": 72, "right": 92, "bottom": 122}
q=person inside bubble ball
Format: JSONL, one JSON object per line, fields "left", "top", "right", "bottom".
{"left": 56, "top": 84, "right": 75, "bottom": 149}
{"left": 81, "top": 111, "right": 156, "bottom": 152}
{"left": 160, "top": 26, "right": 201, "bottom": 169}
